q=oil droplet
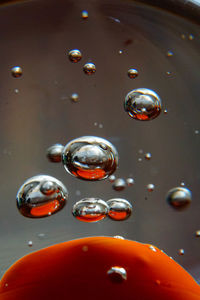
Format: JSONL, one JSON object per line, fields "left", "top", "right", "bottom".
{"left": 195, "top": 230, "right": 200, "bottom": 237}
{"left": 166, "top": 50, "right": 173, "bottom": 57}
{"left": 112, "top": 178, "right": 126, "bottom": 191}
{"left": 81, "top": 10, "right": 88, "bottom": 19}
{"left": 124, "top": 88, "right": 161, "bottom": 121}
{"left": 178, "top": 249, "right": 185, "bottom": 256}
{"left": 107, "top": 198, "right": 132, "bottom": 221}
{"left": 107, "top": 266, "right": 127, "bottom": 282}
{"left": 127, "top": 68, "right": 138, "bottom": 79}
{"left": 68, "top": 49, "right": 82, "bottom": 63}
{"left": 46, "top": 144, "right": 64, "bottom": 163}
{"left": 72, "top": 198, "right": 109, "bottom": 222}
{"left": 16, "top": 175, "right": 68, "bottom": 218}
{"left": 28, "top": 241, "right": 33, "bottom": 247}
{"left": 83, "top": 63, "right": 96, "bottom": 75}
{"left": 70, "top": 93, "right": 79, "bottom": 102}
{"left": 62, "top": 136, "right": 118, "bottom": 181}
{"left": 166, "top": 187, "right": 192, "bottom": 210}
{"left": 144, "top": 152, "right": 151, "bottom": 160}
{"left": 11, "top": 66, "right": 22, "bottom": 78}
{"left": 126, "top": 178, "right": 134, "bottom": 186}
{"left": 147, "top": 183, "right": 155, "bottom": 192}
{"left": 108, "top": 175, "right": 116, "bottom": 183}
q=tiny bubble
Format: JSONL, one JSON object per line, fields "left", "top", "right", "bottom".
{"left": 188, "top": 34, "right": 194, "bottom": 40}
{"left": 166, "top": 51, "right": 173, "bottom": 57}
{"left": 71, "top": 93, "right": 79, "bottom": 103}
{"left": 178, "top": 249, "right": 184, "bottom": 256}
{"left": 14, "top": 88, "right": 19, "bottom": 94}
{"left": 147, "top": 183, "right": 155, "bottom": 192}
{"left": 144, "top": 153, "right": 151, "bottom": 160}
{"left": 81, "top": 10, "right": 88, "bottom": 19}
{"left": 28, "top": 241, "right": 33, "bottom": 247}
{"left": 118, "top": 50, "right": 123, "bottom": 55}
{"left": 164, "top": 109, "right": 168, "bottom": 114}
{"left": 126, "top": 178, "right": 134, "bottom": 186}
{"left": 11, "top": 66, "right": 22, "bottom": 78}
{"left": 181, "top": 34, "right": 186, "bottom": 39}
{"left": 194, "top": 130, "right": 199, "bottom": 135}
{"left": 195, "top": 230, "right": 200, "bottom": 237}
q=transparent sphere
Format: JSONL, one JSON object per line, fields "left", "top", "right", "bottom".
{"left": 166, "top": 187, "right": 192, "bottom": 210}
{"left": 16, "top": 175, "right": 68, "bottom": 218}
{"left": 107, "top": 198, "right": 132, "bottom": 221}
{"left": 124, "top": 88, "right": 161, "bottom": 121}
{"left": 68, "top": 49, "right": 82, "bottom": 63}
{"left": 46, "top": 144, "right": 64, "bottom": 163}
{"left": 62, "top": 136, "right": 119, "bottom": 181}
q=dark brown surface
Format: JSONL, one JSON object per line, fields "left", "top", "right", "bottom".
{"left": 0, "top": 0, "right": 200, "bottom": 283}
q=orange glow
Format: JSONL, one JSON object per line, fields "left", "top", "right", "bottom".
{"left": 0, "top": 237, "right": 200, "bottom": 300}
{"left": 77, "top": 169, "right": 106, "bottom": 180}
{"left": 30, "top": 200, "right": 60, "bottom": 217}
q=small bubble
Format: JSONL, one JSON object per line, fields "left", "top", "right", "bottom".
{"left": 124, "top": 88, "right": 162, "bottom": 121}
{"left": 37, "top": 233, "right": 45, "bottom": 239}
{"left": 16, "top": 175, "right": 68, "bottom": 218}
{"left": 195, "top": 230, "right": 200, "bottom": 237}
{"left": 11, "top": 66, "right": 22, "bottom": 78}
{"left": 46, "top": 144, "right": 64, "bottom": 163}
{"left": 138, "top": 158, "right": 142, "bottom": 162}
{"left": 113, "top": 235, "right": 125, "bottom": 240}
{"left": 147, "top": 183, "right": 155, "bottom": 192}
{"left": 62, "top": 136, "right": 118, "bottom": 181}
{"left": 118, "top": 50, "right": 123, "bottom": 55}
{"left": 68, "top": 49, "right": 82, "bottom": 63}
{"left": 181, "top": 34, "right": 186, "bottom": 39}
{"left": 188, "top": 34, "right": 194, "bottom": 40}
{"left": 83, "top": 63, "right": 96, "bottom": 75}
{"left": 81, "top": 10, "right": 88, "bottom": 19}
{"left": 194, "top": 130, "right": 199, "bottom": 135}
{"left": 127, "top": 68, "right": 138, "bottom": 79}
{"left": 166, "top": 187, "right": 192, "bottom": 210}
{"left": 138, "top": 149, "right": 143, "bottom": 154}
{"left": 166, "top": 50, "right": 173, "bottom": 57}
{"left": 112, "top": 178, "right": 126, "bottom": 191}
{"left": 180, "top": 182, "right": 185, "bottom": 187}
{"left": 107, "top": 198, "right": 132, "bottom": 221}
{"left": 126, "top": 178, "right": 134, "bottom": 186}
{"left": 178, "top": 249, "right": 185, "bottom": 256}
{"left": 144, "top": 153, "right": 151, "bottom": 160}
{"left": 94, "top": 122, "right": 98, "bottom": 126}
{"left": 70, "top": 93, "right": 79, "bottom": 103}
{"left": 164, "top": 109, "right": 168, "bottom": 114}
{"left": 149, "top": 245, "right": 157, "bottom": 252}
{"left": 108, "top": 175, "right": 116, "bottom": 183}
{"left": 107, "top": 266, "right": 127, "bottom": 283}
{"left": 72, "top": 198, "right": 109, "bottom": 222}
{"left": 166, "top": 71, "right": 172, "bottom": 76}
{"left": 28, "top": 241, "right": 33, "bottom": 247}
{"left": 99, "top": 123, "right": 103, "bottom": 129}
{"left": 14, "top": 88, "right": 19, "bottom": 94}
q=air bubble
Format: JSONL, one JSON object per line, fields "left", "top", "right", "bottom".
{"left": 112, "top": 178, "right": 126, "bottom": 191}
{"left": 28, "top": 241, "right": 33, "bottom": 247}
{"left": 83, "top": 63, "right": 96, "bottom": 75}
{"left": 126, "top": 178, "right": 134, "bottom": 186}
{"left": 166, "top": 71, "right": 172, "bottom": 76}
{"left": 72, "top": 198, "right": 109, "bottom": 222}
{"left": 107, "top": 266, "right": 127, "bottom": 282}
{"left": 188, "top": 34, "right": 194, "bottom": 40}
{"left": 144, "top": 153, "right": 151, "bottom": 160}
{"left": 11, "top": 66, "right": 22, "bottom": 78}
{"left": 113, "top": 235, "right": 125, "bottom": 240}
{"left": 62, "top": 136, "right": 118, "bottom": 181}
{"left": 16, "top": 175, "right": 68, "bottom": 218}
{"left": 124, "top": 88, "right": 161, "bottom": 121}
{"left": 107, "top": 198, "right": 132, "bottom": 221}
{"left": 118, "top": 50, "right": 123, "bottom": 55}
{"left": 108, "top": 175, "right": 116, "bottom": 183}
{"left": 166, "top": 187, "right": 192, "bottom": 210}
{"left": 127, "top": 68, "right": 138, "bottom": 79}
{"left": 147, "top": 184, "right": 155, "bottom": 192}
{"left": 14, "top": 88, "right": 19, "bottom": 94}
{"left": 195, "top": 230, "right": 200, "bottom": 237}
{"left": 46, "top": 144, "right": 64, "bottom": 163}
{"left": 68, "top": 49, "right": 82, "bottom": 63}
{"left": 70, "top": 93, "right": 79, "bottom": 102}
{"left": 194, "top": 130, "right": 199, "bottom": 135}
{"left": 81, "top": 10, "right": 88, "bottom": 19}
{"left": 164, "top": 109, "right": 168, "bottom": 114}
{"left": 178, "top": 249, "right": 185, "bottom": 256}
{"left": 167, "top": 50, "right": 173, "bottom": 57}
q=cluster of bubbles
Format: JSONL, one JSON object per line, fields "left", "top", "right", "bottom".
{"left": 68, "top": 49, "right": 96, "bottom": 76}
{"left": 108, "top": 176, "right": 134, "bottom": 191}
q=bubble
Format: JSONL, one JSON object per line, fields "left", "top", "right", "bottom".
{"left": 181, "top": 33, "right": 186, "bottom": 39}
{"left": 62, "top": 136, "right": 118, "bottom": 181}
{"left": 178, "top": 249, "right": 185, "bottom": 256}
{"left": 68, "top": 49, "right": 82, "bottom": 63}
{"left": 70, "top": 93, "right": 79, "bottom": 103}
{"left": 83, "top": 63, "right": 96, "bottom": 75}
{"left": 118, "top": 50, "right": 123, "bottom": 54}
{"left": 107, "top": 198, "right": 132, "bottom": 221}
{"left": 195, "top": 230, "right": 200, "bottom": 237}
{"left": 113, "top": 235, "right": 125, "bottom": 240}
{"left": 164, "top": 109, "right": 168, "bottom": 114}
{"left": 107, "top": 266, "right": 127, "bottom": 282}
{"left": 14, "top": 88, "right": 19, "bottom": 94}
{"left": 147, "top": 183, "right": 155, "bottom": 192}
{"left": 126, "top": 178, "right": 134, "bottom": 186}
{"left": 138, "top": 158, "right": 142, "bottom": 162}
{"left": 166, "top": 187, "right": 192, "bottom": 210}
{"left": 144, "top": 152, "right": 151, "bottom": 160}
{"left": 167, "top": 50, "right": 173, "bottom": 57}
{"left": 81, "top": 10, "right": 88, "bottom": 19}
{"left": 72, "top": 198, "right": 109, "bottom": 222}
{"left": 112, "top": 178, "right": 126, "bottom": 191}
{"left": 46, "top": 144, "right": 64, "bottom": 163}
{"left": 11, "top": 66, "right": 22, "bottom": 78}
{"left": 166, "top": 71, "right": 172, "bottom": 76}
{"left": 127, "top": 68, "right": 138, "bottom": 79}
{"left": 108, "top": 175, "right": 116, "bottom": 183}
{"left": 180, "top": 182, "right": 185, "bottom": 187}
{"left": 16, "top": 175, "right": 68, "bottom": 218}
{"left": 124, "top": 88, "right": 162, "bottom": 121}
{"left": 28, "top": 241, "right": 33, "bottom": 247}
{"left": 149, "top": 245, "right": 157, "bottom": 252}
{"left": 194, "top": 129, "right": 199, "bottom": 135}
{"left": 188, "top": 34, "right": 194, "bottom": 40}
